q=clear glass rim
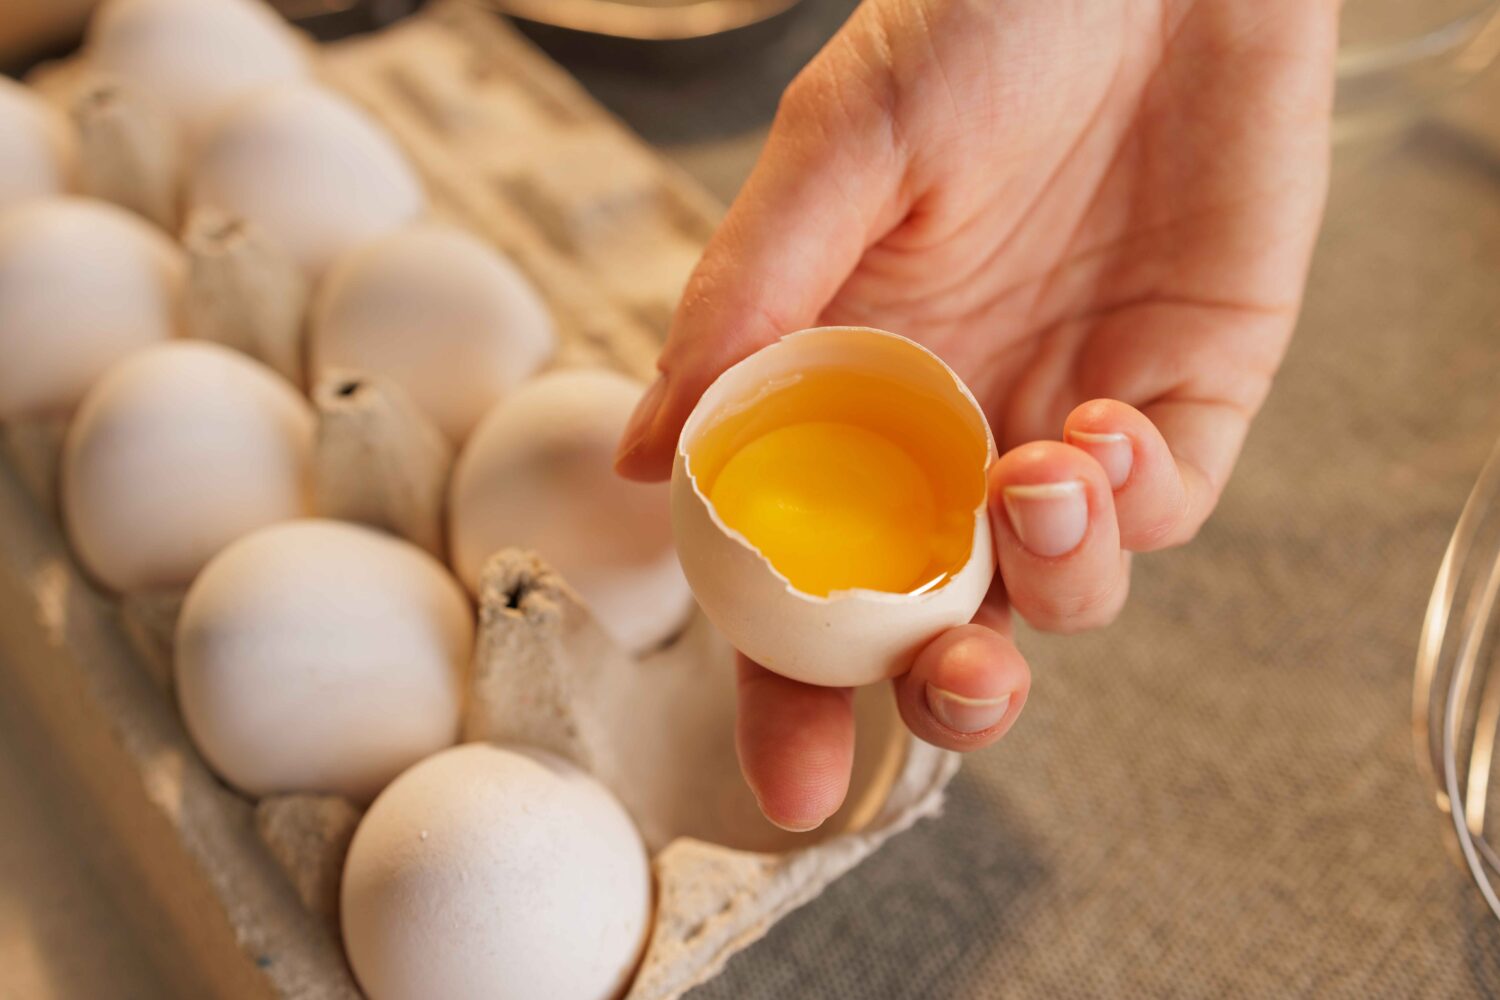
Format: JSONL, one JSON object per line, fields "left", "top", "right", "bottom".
{"left": 1338, "top": 3, "right": 1500, "bottom": 79}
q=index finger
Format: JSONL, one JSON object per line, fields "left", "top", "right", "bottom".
{"left": 613, "top": 69, "right": 904, "bottom": 482}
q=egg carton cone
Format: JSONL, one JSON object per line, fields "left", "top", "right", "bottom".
{"left": 256, "top": 794, "right": 364, "bottom": 925}
{"left": 311, "top": 369, "right": 453, "bottom": 558}
{"left": 0, "top": 413, "right": 67, "bottom": 514}
{"left": 70, "top": 72, "right": 181, "bottom": 231}
{"left": 183, "top": 207, "right": 311, "bottom": 388}
{"left": 0, "top": 3, "right": 961, "bottom": 998}
{"left": 119, "top": 585, "right": 188, "bottom": 693}
{"left": 21, "top": 54, "right": 182, "bottom": 231}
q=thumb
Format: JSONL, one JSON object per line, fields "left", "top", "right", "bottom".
{"left": 613, "top": 73, "right": 904, "bottom": 481}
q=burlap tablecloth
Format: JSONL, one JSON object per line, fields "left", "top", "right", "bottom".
{"left": 669, "top": 50, "right": 1500, "bottom": 1000}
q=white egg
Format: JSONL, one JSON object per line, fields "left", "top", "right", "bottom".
{"left": 176, "top": 519, "right": 473, "bottom": 802}
{"left": 87, "top": 0, "right": 309, "bottom": 138}
{"left": 450, "top": 369, "right": 693, "bottom": 653}
{"left": 342, "top": 743, "right": 651, "bottom": 1000}
{"left": 671, "top": 326, "right": 996, "bottom": 688}
{"left": 0, "top": 196, "right": 182, "bottom": 420}
{"left": 310, "top": 224, "right": 556, "bottom": 443}
{"left": 0, "top": 78, "right": 75, "bottom": 209}
{"left": 62, "top": 340, "right": 313, "bottom": 592}
{"left": 188, "top": 83, "right": 425, "bottom": 278}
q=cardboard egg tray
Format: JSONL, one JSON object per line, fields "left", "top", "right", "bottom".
{"left": 0, "top": 4, "right": 958, "bottom": 998}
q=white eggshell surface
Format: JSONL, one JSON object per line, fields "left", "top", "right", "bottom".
{"left": 450, "top": 369, "right": 693, "bottom": 653}
{"left": 0, "top": 77, "right": 75, "bottom": 209}
{"left": 176, "top": 519, "right": 473, "bottom": 802}
{"left": 88, "top": 0, "right": 309, "bottom": 138}
{"left": 189, "top": 83, "right": 424, "bottom": 278}
{"left": 0, "top": 196, "right": 182, "bottom": 420}
{"left": 672, "top": 327, "right": 995, "bottom": 688}
{"left": 311, "top": 224, "right": 556, "bottom": 443}
{"left": 342, "top": 743, "right": 651, "bottom": 1000}
{"left": 62, "top": 340, "right": 312, "bottom": 592}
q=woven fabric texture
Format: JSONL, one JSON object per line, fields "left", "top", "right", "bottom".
{"left": 690, "top": 65, "right": 1500, "bottom": 1000}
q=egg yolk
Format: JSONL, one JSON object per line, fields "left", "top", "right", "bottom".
{"left": 688, "top": 367, "right": 985, "bottom": 598}
{"left": 708, "top": 422, "right": 938, "bottom": 596}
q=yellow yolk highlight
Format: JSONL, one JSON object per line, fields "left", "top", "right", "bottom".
{"left": 688, "top": 368, "right": 986, "bottom": 598}
{"left": 708, "top": 422, "right": 937, "bottom": 596}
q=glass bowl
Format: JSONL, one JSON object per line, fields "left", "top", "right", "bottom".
{"left": 1336, "top": 0, "right": 1500, "bottom": 145}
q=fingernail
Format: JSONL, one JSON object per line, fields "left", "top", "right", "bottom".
{"left": 616, "top": 373, "right": 667, "bottom": 465}
{"left": 769, "top": 814, "right": 823, "bottom": 834}
{"left": 754, "top": 794, "right": 823, "bottom": 833}
{"left": 1002, "top": 480, "right": 1088, "bottom": 557}
{"left": 926, "top": 685, "right": 1012, "bottom": 734}
{"left": 1066, "top": 430, "right": 1133, "bottom": 490}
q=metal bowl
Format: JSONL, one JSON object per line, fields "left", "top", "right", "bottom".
{"left": 483, "top": 0, "right": 801, "bottom": 40}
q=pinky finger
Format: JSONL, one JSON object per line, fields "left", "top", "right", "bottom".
{"left": 1064, "top": 398, "right": 1242, "bottom": 552}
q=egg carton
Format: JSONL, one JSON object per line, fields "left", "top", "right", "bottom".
{"left": 0, "top": 4, "right": 959, "bottom": 999}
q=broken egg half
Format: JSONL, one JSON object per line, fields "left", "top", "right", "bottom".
{"left": 671, "top": 327, "right": 995, "bottom": 688}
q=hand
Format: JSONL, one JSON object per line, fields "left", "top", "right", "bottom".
{"left": 616, "top": 0, "right": 1339, "bottom": 831}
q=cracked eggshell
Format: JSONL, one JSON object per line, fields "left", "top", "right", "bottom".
{"left": 0, "top": 196, "right": 182, "bottom": 420}
{"left": 87, "top": 0, "right": 309, "bottom": 139}
{"left": 62, "top": 340, "right": 313, "bottom": 592}
{"left": 341, "top": 743, "right": 651, "bottom": 1000}
{"left": 450, "top": 369, "right": 692, "bottom": 653}
{"left": 188, "top": 83, "right": 424, "bottom": 279}
{"left": 671, "top": 327, "right": 996, "bottom": 688}
{"left": 177, "top": 519, "right": 473, "bottom": 802}
{"left": 310, "top": 224, "right": 555, "bottom": 443}
{"left": 0, "top": 78, "right": 75, "bottom": 208}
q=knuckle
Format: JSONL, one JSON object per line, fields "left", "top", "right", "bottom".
{"left": 774, "top": 69, "right": 829, "bottom": 130}
{"left": 1015, "top": 574, "right": 1130, "bottom": 634}
{"left": 1132, "top": 513, "right": 1186, "bottom": 550}
{"left": 775, "top": 46, "right": 894, "bottom": 146}
{"left": 1171, "top": 517, "right": 1204, "bottom": 546}
{"left": 1128, "top": 490, "right": 1204, "bottom": 551}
